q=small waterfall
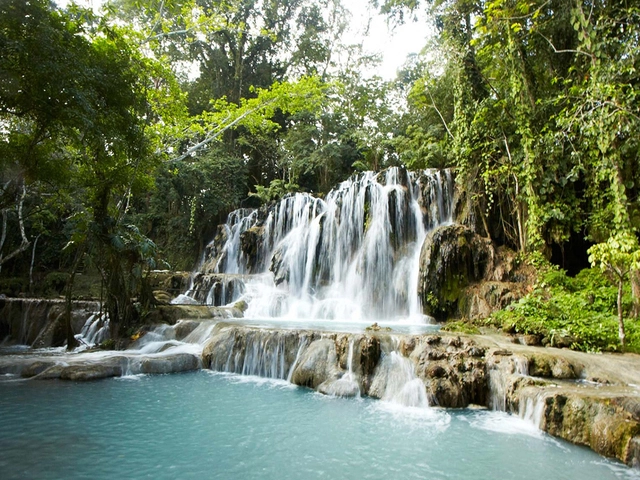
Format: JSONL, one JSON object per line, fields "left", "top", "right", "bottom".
{"left": 213, "top": 209, "right": 260, "bottom": 274}
{"left": 75, "top": 312, "right": 110, "bottom": 347}
{"left": 370, "top": 351, "right": 429, "bottom": 408}
{"left": 194, "top": 168, "right": 454, "bottom": 322}
{"left": 207, "top": 329, "right": 307, "bottom": 380}
{"left": 286, "top": 335, "right": 309, "bottom": 382}
{"left": 519, "top": 391, "right": 546, "bottom": 428}
{"left": 324, "top": 339, "right": 361, "bottom": 397}
{"left": 487, "top": 353, "right": 544, "bottom": 431}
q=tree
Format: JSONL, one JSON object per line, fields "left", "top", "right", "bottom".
{"left": 588, "top": 232, "right": 640, "bottom": 347}
{"left": 0, "top": 0, "right": 184, "bottom": 342}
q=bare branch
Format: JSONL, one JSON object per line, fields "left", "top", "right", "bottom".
{"left": 536, "top": 32, "right": 595, "bottom": 59}
{"left": 424, "top": 85, "right": 454, "bottom": 140}
{"left": 168, "top": 98, "right": 278, "bottom": 162}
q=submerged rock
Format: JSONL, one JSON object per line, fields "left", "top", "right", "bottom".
{"left": 317, "top": 376, "right": 360, "bottom": 398}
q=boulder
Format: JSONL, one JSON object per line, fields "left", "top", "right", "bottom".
{"left": 418, "top": 224, "right": 494, "bottom": 320}
{"left": 59, "top": 362, "right": 123, "bottom": 381}
{"left": 240, "top": 226, "right": 266, "bottom": 273}
{"left": 290, "top": 339, "right": 340, "bottom": 389}
{"left": 139, "top": 353, "right": 200, "bottom": 374}
{"left": 317, "top": 375, "right": 360, "bottom": 398}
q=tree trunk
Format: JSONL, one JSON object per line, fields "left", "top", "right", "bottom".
{"left": 64, "top": 243, "right": 86, "bottom": 350}
{"left": 631, "top": 269, "right": 640, "bottom": 319}
{"left": 617, "top": 279, "right": 626, "bottom": 348}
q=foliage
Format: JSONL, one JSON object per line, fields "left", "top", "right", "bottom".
{"left": 380, "top": 0, "right": 640, "bottom": 259}
{"left": 138, "top": 148, "right": 248, "bottom": 270}
{"left": 250, "top": 179, "right": 300, "bottom": 204}
{"left": 588, "top": 231, "right": 640, "bottom": 346}
{"left": 490, "top": 266, "right": 639, "bottom": 353}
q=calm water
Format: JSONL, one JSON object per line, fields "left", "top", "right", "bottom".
{"left": 0, "top": 371, "right": 637, "bottom": 480}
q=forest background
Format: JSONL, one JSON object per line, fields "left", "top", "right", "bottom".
{"left": 1, "top": 0, "right": 639, "bottom": 349}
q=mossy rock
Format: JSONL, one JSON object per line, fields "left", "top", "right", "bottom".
{"left": 418, "top": 225, "right": 493, "bottom": 320}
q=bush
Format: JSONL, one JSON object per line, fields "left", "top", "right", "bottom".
{"left": 490, "top": 266, "right": 638, "bottom": 352}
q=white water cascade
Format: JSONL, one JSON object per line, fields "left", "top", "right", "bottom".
{"left": 180, "top": 168, "right": 454, "bottom": 323}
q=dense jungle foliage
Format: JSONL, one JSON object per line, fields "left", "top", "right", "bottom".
{"left": 0, "top": 0, "right": 639, "bottom": 348}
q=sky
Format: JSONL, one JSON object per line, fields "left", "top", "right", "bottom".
{"left": 59, "top": 0, "right": 430, "bottom": 80}
{"left": 346, "top": 1, "right": 430, "bottom": 79}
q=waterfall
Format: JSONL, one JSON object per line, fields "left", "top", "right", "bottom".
{"left": 75, "top": 312, "right": 110, "bottom": 347}
{"left": 370, "top": 351, "right": 429, "bottom": 408}
{"left": 187, "top": 168, "right": 454, "bottom": 322}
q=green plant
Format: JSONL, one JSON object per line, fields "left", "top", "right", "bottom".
{"left": 490, "top": 267, "right": 638, "bottom": 353}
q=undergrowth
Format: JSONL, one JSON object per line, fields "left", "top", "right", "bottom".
{"left": 487, "top": 266, "right": 639, "bottom": 353}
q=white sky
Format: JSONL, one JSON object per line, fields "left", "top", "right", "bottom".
{"left": 60, "top": 0, "right": 429, "bottom": 80}
{"left": 346, "top": 1, "right": 429, "bottom": 79}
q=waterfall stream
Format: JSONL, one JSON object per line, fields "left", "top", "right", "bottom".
{"left": 177, "top": 168, "right": 454, "bottom": 323}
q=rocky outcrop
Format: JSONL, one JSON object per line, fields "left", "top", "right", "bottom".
{"left": 409, "top": 335, "right": 487, "bottom": 407}
{"left": 178, "top": 273, "right": 246, "bottom": 306}
{"left": 0, "top": 351, "right": 201, "bottom": 380}
{"left": 290, "top": 338, "right": 341, "bottom": 388}
{"left": 418, "top": 226, "right": 529, "bottom": 321}
{"left": 144, "top": 304, "right": 244, "bottom": 325}
{"left": 240, "top": 226, "right": 267, "bottom": 272}
{"left": 0, "top": 298, "right": 99, "bottom": 348}
{"left": 418, "top": 224, "right": 494, "bottom": 320}
{"left": 200, "top": 325, "right": 640, "bottom": 467}
{"left": 484, "top": 344, "right": 640, "bottom": 467}
{"left": 202, "top": 325, "right": 487, "bottom": 408}
{"left": 2, "top": 320, "right": 639, "bottom": 467}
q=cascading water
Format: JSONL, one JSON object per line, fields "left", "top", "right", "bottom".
{"left": 182, "top": 167, "right": 454, "bottom": 323}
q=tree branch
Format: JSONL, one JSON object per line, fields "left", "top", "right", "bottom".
{"left": 0, "top": 183, "right": 31, "bottom": 267}
{"left": 168, "top": 98, "right": 278, "bottom": 162}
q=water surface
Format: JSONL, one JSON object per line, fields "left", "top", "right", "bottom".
{"left": 0, "top": 371, "right": 637, "bottom": 480}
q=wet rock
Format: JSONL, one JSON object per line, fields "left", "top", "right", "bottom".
{"left": 359, "top": 336, "right": 381, "bottom": 391}
{"left": 0, "top": 298, "right": 99, "bottom": 348}
{"left": 628, "top": 437, "right": 640, "bottom": 468}
{"left": 153, "top": 290, "right": 173, "bottom": 305}
{"left": 522, "top": 334, "right": 542, "bottom": 346}
{"left": 139, "top": 353, "right": 200, "bottom": 374}
{"left": 240, "top": 226, "right": 266, "bottom": 273}
{"left": 317, "top": 376, "right": 360, "bottom": 398}
{"left": 426, "top": 350, "right": 446, "bottom": 360}
{"left": 446, "top": 336, "right": 461, "bottom": 348}
{"left": 426, "top": 364, "right": 447, "bottom": 378}
{"left": 533, "top": 388, "right": 640, "bottom": 464}
{"left": 290, "top": 339, "right": 340, "bottom": 389}
{"left": 418, "top": 224, "right": 494, "bottom": 320}
{"left": 410, "top": 336, "right": 487, "bottom": 408}
{"left": 551, "top": 333, "right": 579, "bottom": 349}
{"left": 425, "top": 335, "right": 440, "bottom": 345}
{"left": 21, "top": 361, "right": 60, "bottom": 378}
{"left": 493, "top": 349, "right": 513, "bottom": 356}
{"left": 60, "top": 363, "right": 123, "bottom": 381}
{"left": 467, "top": 346, "right": 485, "bottom": 357}
{"left": 174, "top": 320, "right": 200, "bottom": 340}
{"left": 270, "top": 246, "right": 289, "bottom": 286}
{"left": 458, "top": 282, "right": 523, "bottom": 322}
{"left": 527, "top": 353, "right": 579, "bottom": 380}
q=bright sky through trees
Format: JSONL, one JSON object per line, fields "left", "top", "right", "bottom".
{"left": 59, "top": 0, "right": 426, "bottom": 79}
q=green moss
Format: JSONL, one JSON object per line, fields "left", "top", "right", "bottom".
{"left": 441, "top": 319, "right": 480, "bottom": 334}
